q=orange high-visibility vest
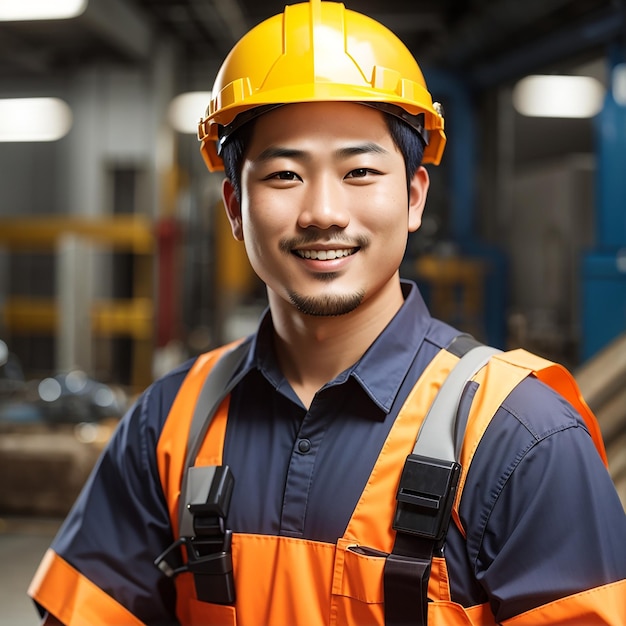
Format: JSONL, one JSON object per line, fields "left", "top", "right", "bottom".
{"left": 154, "top": 343, "right": 625, "bottom": 626}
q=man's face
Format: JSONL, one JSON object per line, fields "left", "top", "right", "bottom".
{"left": 223, "top": 102, "right": 429, "bottom": 317}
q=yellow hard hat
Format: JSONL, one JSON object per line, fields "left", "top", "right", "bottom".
{"left": 198, "top": 0, "right": 446, "bottom": 171}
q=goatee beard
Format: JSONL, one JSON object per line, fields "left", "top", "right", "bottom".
{"left": 288, "top": 290, "right": 365, "bottom": 316}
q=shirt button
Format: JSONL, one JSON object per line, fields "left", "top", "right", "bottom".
{"left": 297, "top": 438, "right": 312, "bottom": 454}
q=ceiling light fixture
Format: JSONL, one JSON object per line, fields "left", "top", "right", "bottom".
{"left": 0, "top": 98, "right": 73, "bottom": 142}
{"left": 168, "top": 92, "right": 212, "bottom": 134}
{"left": 0, "top": 0, "right": 87, "bottom": 21}
{"left": 512, "top": 75, "right": 605, "bottom": 119}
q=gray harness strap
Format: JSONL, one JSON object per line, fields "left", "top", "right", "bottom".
{"left": 413, "top": 344, "right": 502, "bottom": 461}
{"left": 384, "top": 339, "right": 501, "bottom": 626}
{"left": 178, "top": 339, "right": 250, "bottom": 532}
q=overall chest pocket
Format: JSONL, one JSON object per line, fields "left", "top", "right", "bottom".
{"left": 330, "top": 539, "right": 482, "bottom": 626}
{"left": 330, "top": 538, "right": 387, "bottom": 626}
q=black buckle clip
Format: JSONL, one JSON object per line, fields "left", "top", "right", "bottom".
{"left": 154, "top": 465, "right": 236, "bottom": 605}
{"left": 187, "top": 464, "right": 234, "bottom": 539}
{"left": 185, "top": 529, "right": 235, "bottom": 604}
{"left": 392, "top": 454, "right": 461, "bottom": 541}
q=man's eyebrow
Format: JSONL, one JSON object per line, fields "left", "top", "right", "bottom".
{"left": 255, "top": 146, "right": 308, "bottom": 162}
{"left": 336, "top": 142, "right": 389, "bottom": 159}
{"left": 254, "top": 142, "right": 389, "bottom": 163}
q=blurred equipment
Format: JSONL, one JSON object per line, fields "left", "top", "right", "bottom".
{"left": 575, "top": 331, "right": 626, "bottom": 509}
{"left": 582, "top": 54, "right": 626, "bottom": 360}
{"left": 0, "top": 215, "right": 155, "bottom": 391}
{"left": 0, "top": 342, "right": 128, "bottom": 517}
{"left": 35, "top": 370, "right": 127, "bottom": 424}
{"left": 0, "top": 339, "right": 26, "bottom": 397}
{"left": 414, "top": 253, "right": 487, "bottom": 343}
{"left": 0, "top": 420, "right": 118, "bottom": 516}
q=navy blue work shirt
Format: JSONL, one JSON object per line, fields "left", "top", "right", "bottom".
{"left": 48, "top": 281, "right": 626, "bottom": 624}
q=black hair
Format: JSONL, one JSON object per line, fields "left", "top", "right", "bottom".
{"left": 221, "top": 107, "right": 425, "bottom": 203}
{"left": 221, "top": 120, "right": 255, "bottom": 205}
{"left": 384, "top": 113, "right": 425, "bottom": 190}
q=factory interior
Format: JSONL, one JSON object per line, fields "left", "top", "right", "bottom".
{"left": 1, "top": 0, "right": 626, "bottom": 623}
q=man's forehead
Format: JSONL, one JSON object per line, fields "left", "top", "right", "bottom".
{"left": 248, "top": 101, "right": 391, "bottom": 145}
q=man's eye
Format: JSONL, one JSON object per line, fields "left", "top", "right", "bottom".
{"left": 346, "top": 168, "right": 377, "bottom": 179}
{"left": 267, "top": 171, "right": 300, "bottom": 181}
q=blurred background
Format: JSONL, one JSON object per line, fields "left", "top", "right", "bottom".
{"left": 0, "top": 0, "right": 625, "bottom": 622}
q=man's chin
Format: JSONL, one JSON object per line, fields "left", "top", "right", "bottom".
{"left": 288, "top": 290, "right": 365, "bottom": 317}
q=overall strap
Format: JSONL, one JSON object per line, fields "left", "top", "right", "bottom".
{"left": 384, "top": 336, "right": 501, "bottom": 626}
{"left": 154, "top": 339, "right": 250, "bottom": 604}
{"left": 156, "top": 341, "right": 243, "bottom": 537}
{"left": 178, "top": 339, "right": 250, "bottom": 529}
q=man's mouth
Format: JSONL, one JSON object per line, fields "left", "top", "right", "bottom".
{"left": 293, "top": 248, "right": 358, "bottom": 260}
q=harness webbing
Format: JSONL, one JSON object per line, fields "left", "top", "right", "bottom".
{"left": 171, "top": 334, "right": 502, "bottom": 625}
{"left": 413, "top": 342, "right": 501, "bottom": 461}
{"left": 178, "top": 339, "right": 250, "bottom": 536}
{"left": 384, "top": 337, "right": 500, "bottom": 626}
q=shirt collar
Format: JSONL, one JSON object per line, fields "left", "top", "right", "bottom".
{"left": 348, "top": 281, "right": 432, "bottom": 412}
{"left": 247, "top": 280, "right": 433, "bottom": 414}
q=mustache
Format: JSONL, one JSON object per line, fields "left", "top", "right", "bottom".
{"left": 279, "top": 232, "right": 370, "bottom": 253}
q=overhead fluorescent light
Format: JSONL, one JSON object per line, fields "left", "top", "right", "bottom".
{"left": 512, "top": 75, "right": 605, "bottom": 119}
{"left": 168, "top": 92, "right": 212, "bottom": 134}
{"left": 0, "top": 0, "right": 87, "bottom": 21}
{"left": 0, "top": 98, "right": 73, "bottom": 142}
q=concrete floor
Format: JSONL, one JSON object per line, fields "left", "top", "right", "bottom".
{"left": 0, "top": 517, "right": 61, "bottom": 626}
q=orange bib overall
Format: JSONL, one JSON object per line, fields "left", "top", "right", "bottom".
{"left": 155, "top": 345, "right": 624, "bottom": 626}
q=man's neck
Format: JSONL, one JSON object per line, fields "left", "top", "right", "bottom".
{"left": 268, "top": 282, "right": 405, "bottom": 408}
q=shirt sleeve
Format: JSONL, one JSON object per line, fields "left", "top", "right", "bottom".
{"left": 462, "top": 377, "right": 626, "bottom": 623}
{"left": 32, "top": 368, "right": 190, "bottom": 625}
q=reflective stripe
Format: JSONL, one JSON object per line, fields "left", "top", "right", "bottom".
{"left": 28, "top": 549, "right": 143, "bottom": 626}
{"left": 502, "top": 578, "right": 626, "bottom": 625}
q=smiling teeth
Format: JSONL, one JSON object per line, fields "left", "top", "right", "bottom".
{"left": 297, "top": 249, "right": 354, "bottom": 260}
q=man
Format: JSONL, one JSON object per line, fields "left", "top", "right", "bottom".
{"left": 29, "top": 1, "right": 626, "bottom": 624}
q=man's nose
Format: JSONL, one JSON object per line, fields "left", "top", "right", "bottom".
{"left": 296, "top": 176, "right": 350, "bottom": 230}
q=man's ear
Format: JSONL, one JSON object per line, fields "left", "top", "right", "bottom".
{"left": 222, "top": 178, "right": 244, "bottom": 241}
{"left": 408, "top": 166, "right": 430, "bottom": 233}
